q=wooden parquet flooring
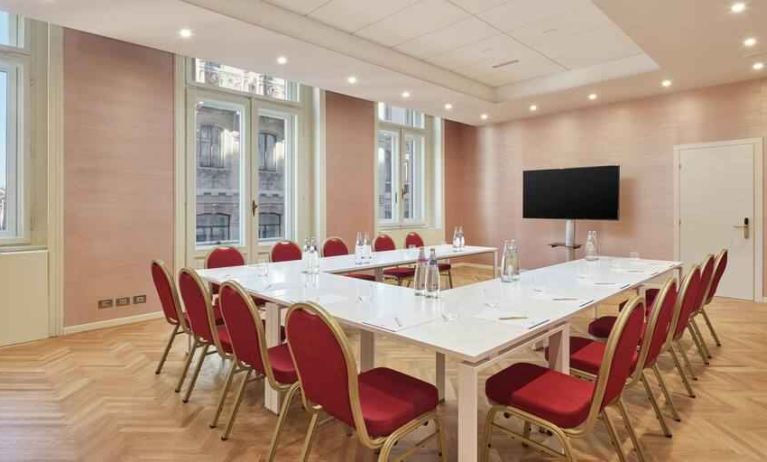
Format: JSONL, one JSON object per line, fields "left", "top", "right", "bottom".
{"left": 1, "top": 266, "right": 766, "bottom": 461}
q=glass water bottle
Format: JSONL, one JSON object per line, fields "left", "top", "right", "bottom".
{"left": 414, "top": 247, "right": 427, "bottom": 296}
{"left": 425, "top": 248, "right": 441, "bottom": 298}
{"left": 501, "top": 239, "right": 520, "bottom": 282}
{"left": 585, "top": 231, "right": 599, "bottom": 261}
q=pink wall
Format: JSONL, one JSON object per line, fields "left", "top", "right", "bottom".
{"left": 63, "top": 30, "right": 175, "bottom": 327}
{"left": 445, "top": 78, "right": 767, "bottom": 284}
{"left": 325, "top": 91, "right": 375, "bottom": 249}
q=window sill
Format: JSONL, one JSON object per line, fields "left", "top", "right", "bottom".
{"left": 0, "top": 244, "right": 47, "bottom": 254}
{"left": 378, "top": 223, "right": 429, "bottom": 230}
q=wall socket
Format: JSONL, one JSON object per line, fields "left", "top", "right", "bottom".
{"left": 116, "top": 297, "right": 131, "bottom": 307}
{"left": 133, "top": 294, "right": 147, "bottom": 304}
{"left": 98, "top": 299, "right": 114, "bottom": 309}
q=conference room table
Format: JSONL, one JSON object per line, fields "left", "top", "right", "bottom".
{"left": 197, "top": 246, "right": 681, "bottom": 461}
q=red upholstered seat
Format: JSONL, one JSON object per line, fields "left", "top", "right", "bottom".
{"left": 588, "top": 288, "right": 659, "bottom": 338}
{"left": 267, "top": 343, "right": 298, "bottom": 384}
{"left": 485, "top": 363, "right": 595, "bottom": 428}
{"left": 216, "top": 325, "right": 234, "bottom": 354}
{"left": 383, "top": 267, "right": 416, "bottom": 279}
{"left": 544, "top": 337, "right": 639, "bottom": 376}
{"left": 271, "top": 241, "right": 302, "bottom": 263}
{"left": 358, "top": 367, "right": 439, "bottom": 437}
{"left": 349, "top": 273, "right": 377, "bottom": 281}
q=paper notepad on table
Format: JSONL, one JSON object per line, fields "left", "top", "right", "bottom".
{"left": 362, "top": 312, "right": 437, "bottom": 332}
{"left": 472, "top": 308, "right": 550, "bottom": 330}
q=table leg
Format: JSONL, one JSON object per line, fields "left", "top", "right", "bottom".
{"left": 435, "top": 352, "right": 446, "bottom": 402}
{"left": 492, "top": 250, "right": 498, "bottom": 278}
{"left": 457, "top": 362, "right": 479, "bottom": 462}
{"left": 360, "top": 330, "right": 375, "bottom": 371}
{"left": 374, "top": 267, "right": 384, "bottom": 282}
{"left": 547, "top": 324, "right": 570, "bottom": 374}
{"left": 264, "top": 302, "right": 282, "bottom": 413}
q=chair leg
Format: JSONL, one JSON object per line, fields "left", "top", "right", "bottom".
{"left": 691, "top": 317, "right": 712, "bottom": 360}
{"left": 480, "top": 407, "right": 500, "bottom": 462}
{"left": 221, "top": 368, "right": 252, "bottom": 441}
{"left": 700, "top": 307, "right": 722, "bottom": 347}
{"left": 156, "top": 325, "right": 180, "bottom": 375}
{"left": 617, "top": 399, "right": 647, "bottom": 462}
{"left": 266, "top": 383, "right": 300, "bottom": 461}
{"left": 300, "top": 410, "right": 320, "bottom": 462}
{"left": 182, "top": 343, "right": 209, "bottom": 403}
{"left": 677, "top": 338, "right": 699, "bottom": 380}
{"left": 640, "top": 371, "right": 672, "bottom": 437}
{"left": 668, "top": 346, "right": 696, "bottom": 398}
{"left": 652, "top": 364, "right": 681, "bottom": 422}
{"left": 434, "top": 417, "right": 448, "bottom": 462}
{"left": 602, "top": 409, "right": 627, "bottom": 462}
{"left": 175, "top": 340, "right": 199, "bottom": 393}
{"left": 447, "top": 269, "right": 454, "bottom": 289}
{"left": 210, "top": 361, "right": 239, "bottom": 428}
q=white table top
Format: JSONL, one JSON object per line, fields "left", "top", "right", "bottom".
{"left": 319, "top": 244, "right": 496, "bottom": 273}
{"left": 197, "top": 252, "right": 680, "bottom": 364}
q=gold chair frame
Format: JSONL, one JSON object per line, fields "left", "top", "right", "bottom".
{"left": 481, "top": 296, "right": 646, "bottom": 462}
{"left": 285, "top": 302, "right": 448, "bottom": 462}
{"left": 697, "top": 249, "right": 725, "bottom": 347}
{"left": 152, "top": 259, "right": 191, "bottom": 376}
{"left": 664, "top": 264, "right": 701, "bottom": 399}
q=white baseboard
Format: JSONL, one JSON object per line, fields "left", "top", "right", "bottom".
{"left": 62, "top": 311, "right": 163, "bottom": 335}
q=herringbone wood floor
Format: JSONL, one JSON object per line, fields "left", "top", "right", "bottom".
{"left": 1, "top": 266, "right": 765, "bottom": 461}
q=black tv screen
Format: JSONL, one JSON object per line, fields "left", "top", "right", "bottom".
{"left": 523, "top": 166, "right": 620, "bottom": 220}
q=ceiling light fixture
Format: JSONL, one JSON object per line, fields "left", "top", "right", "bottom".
{"left": 178, "top": 28, "right": 193, "bottom": 39}
{"left": 730, "top": 2, "right": 746, "bottom": 13}
{"left": 347, "top": 76, "right": 358, "bottom": 84}
{"left": 444, "top": 103, "right": 453, "bottom": 110}
{"left": 480, "top": 113, "right": 489, "bottom": 120}
{"left": 276, "top": 56, "right": 288, "bottom": 65}
{"left": 743, "top": 37, "right": 757, "bottom": 47}
{"left": 661, "top": 79, "right": 672, "bottom": 88}
{"left": 401, "top": 91, "right": 411, "bottom": 98}
{"left": 529, "top": 104, "right": 538, "bottom": 112}
{"left": 754, "top": 62, "right": 765, "bottom": 70}
{"left": 588, "top": 93, "right": 598, "bottom": 100}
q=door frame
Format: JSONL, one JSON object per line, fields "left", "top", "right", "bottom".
{"left": 673, "top": 137, "right": 764, "bottom": 301}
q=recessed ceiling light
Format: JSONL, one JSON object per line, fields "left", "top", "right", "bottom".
{"left": 347, "top": 75, "right": 358, "bottom": 84}
{"left": 731, "top": 2, "right": 746, "bottom": 13}
{"left": 529, "top": 104, "right": 538, "bottom": 112}
{"left": 276, "top": 56, "right": 288, "bottom": 65}
{"left": 754, "top": 62, "right": 765, "bottom": 70}
{"left": 444, "top": 103, "right": 453, "bottom": 110}
{"left": 480, "top": 113, "right": 489, "bottom": 120}
{"left": 401, "top": 91, "right": 411, "bottom": 99}
{"left": 743, "top": 37, "right": 757, "bottom": 47}
{"left": 661, "top": 79, "right": 672, "bottom": 88}
{"left": 178, "top": 28, "right": 193, "bottom": 39}
{"left": 588, "top": 93, "right": 598, "bottom": 101}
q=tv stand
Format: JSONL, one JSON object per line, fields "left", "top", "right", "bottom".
{"left": 550, "top": 219, "right": 579, "bottom": 261}
{"left": 548, "top": 242, "right": 581, "bottom": 261}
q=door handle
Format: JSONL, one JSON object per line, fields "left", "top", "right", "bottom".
{"left": 251, "top": 200, "right": 258, "bottom": 217}
{"left": 733, "top": 217, "right": 749, "bottom": 239}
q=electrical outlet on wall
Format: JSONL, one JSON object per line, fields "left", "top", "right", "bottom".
{"left": 98, "top": 299, "right": 114, "bottom": 309}
{"left": 116, "top": 297, "right": 131, "bottom": 307}
{"left": 133, "top": 295, "right": 147, "bottom": 304}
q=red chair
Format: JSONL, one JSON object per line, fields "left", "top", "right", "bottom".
{"left": 373, "top": 234, "right": 415, "bottom": 286}
{"left": 698, "top": 249, "right": 727, "bottom": 347}
{"left": 214, "top": 282, "right": 299, "bottom": 454}
{"left": 481, "top": 296, "right": 646, "bottom": 461}
{"left": 587, "top": 288, "right": 659, "bottom": 339}
{"left": 285, "top": 302, "right": 447, "bottom": 461}
{"left": 151, "top": 260, "right": 190, "bottom": 376}
{"left": 205, "top": 246, "right": 246, "bottom": 297}
{"left": 405, "top": 232, "right": 453, "bottom": 288}
{"left": 688, "top": 254, "right": 716, "bottom": 364}
{"left": 321, "top": 237, "right": 376, "bottom": 281}
{"left": 271, "top": 240, "right": 302, "bottom": 263}
{"left": 553, "top": 277, "right": 681, "bottom": 440}
{"left": 666, "top": 264, "right": 702, "bottom": 398}
{"left": 177, "top": 268, "right": 234, "bottom": 403}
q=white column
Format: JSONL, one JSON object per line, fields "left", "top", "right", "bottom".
{"left": 435, "top": 352, "right": 446, "bottom": 401}
{"left": 360, "top": 330, "right": 375, "bottom": 371}
{"left": 457, "top": 362, "right": 480, "bottom": 462}
{"left": 547, "top": 324, "right": 570, "bottom": 374}
{"left": 264, "top": 301, "right": 282, "bottom": 413}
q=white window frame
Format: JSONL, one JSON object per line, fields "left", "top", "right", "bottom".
{"left": 375, "top": 103, "right": 430, "bottom": 228}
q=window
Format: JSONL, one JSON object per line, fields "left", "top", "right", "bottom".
{"left": 376, "top": 104, "right": 427, "bottom": 226}
{"left": 193, "top": 59, "right": 299, "bottom": 102}
{"left": 0, "top": 11, "right": 22, "bottom": 48}
{"left": 0, "top": 10, "right": 23, "bottom": 240}
{"left": 257, "top": 111, "right": 294, "bottom": 241}
{"left": 194, "top": 101, "right": 245, "bottom": 247}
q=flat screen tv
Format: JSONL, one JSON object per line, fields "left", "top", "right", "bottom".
{"left": 523, "top": 165, "right": 620, "bottom": 220}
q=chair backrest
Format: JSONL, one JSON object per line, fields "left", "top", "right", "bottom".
{"left": 636, "top": 278, "right": 678, "bottom": 372}
{"left": 671, "top": 265, "right": 702, "bottom": 340}
{"left": 695, "top": 254, "right": 715, "bottom": 311}
{"left": 150, "top": 260, "right": 187, "bottom": 330}
{"left": 404, "top": 232, "right": 425, "bottom": 248}
{"left": 271, "top": 241, "right": 302, "bottom": 262}
{"left": 373, "top": 234, "right": 396, "bottom": 252}
{"left": 178, "top": 268, "right": 226, "bottom": 354}
{"left": 286, "top": 302, "right": 371, "bottom": 441}
{"left": 205, "top": 246, "right": 245, "bottom": 269}
{"left": 322, "top": 237, "right": 349, "bottom": 257}
{"left": 219, "top": 281, "right": 277, "bottom": 385}
{"left": 705, "top": 249, "right": 728, "bottom": 305}
{"left": 578, "top": 296, "right": 645, "bottom": 424}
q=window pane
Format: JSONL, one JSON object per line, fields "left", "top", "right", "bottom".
{"left": 0, "top": 70, "right": 7, "bottom": 233}
{"left": 403, "top": 134, "right": 424, "bottom": 221}
{"left": 258, "top": 113, "right": 290, "bottom": 240}
{"left": 195, "top": 102, "right": 244, "bottom": 247}
{"left": 194, "top": 59, "right": 298, "bottom": 102}
{"left": 0, "top": 11, "right": 21, "bottom": 48}
{"left": 377, "top": 131, "right": 398, "bottom": 221}
{"left": 377, "top": 103, "right": 424, "bottom": 128}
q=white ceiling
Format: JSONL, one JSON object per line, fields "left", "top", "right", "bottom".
{"left": 1, "top": 0, "right": 765, "bottom": 125}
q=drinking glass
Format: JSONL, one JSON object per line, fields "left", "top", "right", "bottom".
{"left": 629, "top": 251, "right": 640, "bottom": 260}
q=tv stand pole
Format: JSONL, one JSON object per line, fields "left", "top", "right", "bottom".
{"left": 548, "top": 219, "right": 581, "bottom": 261}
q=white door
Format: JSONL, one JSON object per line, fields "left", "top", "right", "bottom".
{"left": 677, "top": 139, "right": 763, "bottom": 300}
